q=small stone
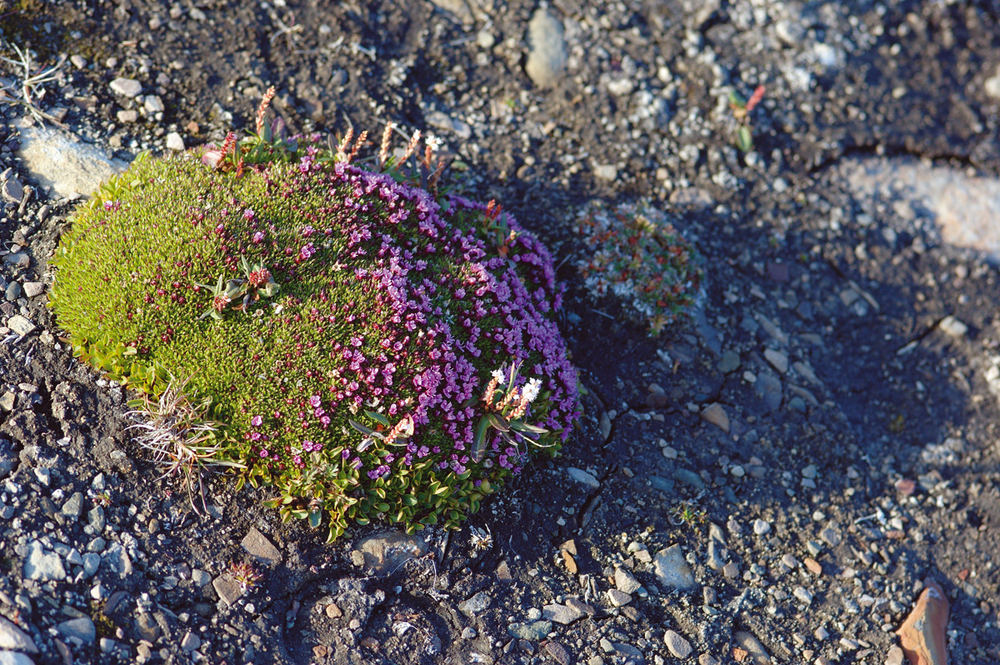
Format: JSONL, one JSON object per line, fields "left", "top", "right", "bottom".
{"left": 700, "top": 403, "right": 730, "bottom": 432}
{"left": 0, "top": 613, "right": 39, "bottom": 653}
{"left": 0, "top": 652, "right": 36, "bottom": 665}
{"left": 699, "top": 656, "right": 721, "bottom": 665}
{"left": 116, "top": 110, "right": 138, "bottom": 123}
{"left": 606, "top": 589, "right": 631, "bottom": 607}
{"left": 718, "top": 350, "right": 741, "bottom": 373}
{"left": 110, "top": 77, "right": 142, "bottom": 98}
{"left": 143, "top": 95, "right": 165, "bottom": 113}
{"left": 895, "top": 478, "right": 917, "bottom": 496}
{"left": 166, "top": 132, "right": 185, "bottom": 151}
{"left": 212, "top": 575, "right": 243, "bottom": 606}
{"left": 793, "top": 586, "right": 813, "bottom": 605}
{"left": 241, "top": 527, "right": 281, "bottom": 565}
{"left": 733, "top": 631, "right": 771, "bottom": 663}
{"left": 722, "top": 562, "right": 739, "bottom": 579}
{"left": 1, "top": 177, "right": 24, "bottom": 204}
{"left": 753, "top": 519, "right": 771, "bottom": 535}
{"left": 461, "top": 626, "right": 476, "bottom": 639}
{"left": 23, "top": 540, "right": 65, "bottom": 581}
{"left": 566, "top": 467, "right": 600, "bottom": 489}
{"left": 938, "top": 315, "right": 967, "bottom": 338}
{"left": 763, "top": 349, "right": 789, "bottom": 374}
{"left": 459, "top": 591, "right": 490, "bottom": 616}
{"left": 896, "top": 580, "right": 949, "bottom": 665}
{"left": 804, "top": 558, "right": 823, "bottom": 575}
{"left": 82, "top": 553, "right": 101, "bottom": 578}
{"left": 70, "top": 54, "right": 87, "bottom": 69}
{"left": 56, "top": 617, "right": 95, "bottom": 645}
{"left": 191, "top": 569, "right": 211, "bottom": 587}
{"left": 6, "top": 315, "right": 35, "bottom": 337}
{"left": 593, "top": 164, "right": 618, "bottom": 181}
{"left": 820, "top": 527, "right": 842, "bottom": 547}
{"left": 0, "top": 393, "right": 14, "bottom": 411}
{"left": 885, "top": 645, "right": 905, "bottom": 665}
{"left": 542, "top": 603, "right": 584, "bottom": 625}
{"left": 543, "top": 640, "right": 572, "bottom": 665}
{"left": 180, "top": 631, "right": 201, "bottom": 652}
{"left": 614, "top": 567, "right": 641, "bottom": 594}
{"left": 564, "top": 597, "right": 596, "bottom": 617}
{"left": 664, "top": 630, "right": 693, "bottom": 659}
{"left": 22, "top": 282, "right": 45, "bottom": 298}
{"left": 61, "top": 491, "right": 84, "bottom": 519}
{"left": 324, "top": 602, "right": 342, "bottom": 619}
{"left": 653, "top": 545, "right": 697, "bottom": 590}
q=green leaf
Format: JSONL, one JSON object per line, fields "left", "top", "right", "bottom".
{"left": 365, "top": 411, "right": 391, "bottom": 427}
{"left": 736, "top": 125, "right": 753, "bottom": 153}
{"left": 308, "top": 509, "right": 322, "bottom": 529}
{"left": 472, "top": 416, "right": 491, "bottom": 462}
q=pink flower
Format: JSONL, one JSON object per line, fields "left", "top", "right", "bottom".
{"left": 252, "top": 231, "right": 266, "bottom": 244}
{"left": 251, "top": 415, "right": 263, "bottom": 427}
{"left": 309, "top": 395, "right": 322, "bottom": 408}
{"left": 299, "top": 243, "right": 316, "bottom": 261}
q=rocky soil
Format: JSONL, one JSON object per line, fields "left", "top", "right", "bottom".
{"left": 0, "top": 1, "right": 999, "bottom": 664}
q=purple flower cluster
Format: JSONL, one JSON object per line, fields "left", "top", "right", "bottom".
{"left": 236, "top": 157, "right": 579, "bottom": 488}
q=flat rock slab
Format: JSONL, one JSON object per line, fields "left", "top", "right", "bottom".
{"left": 351, "top": 530, "right": 427, "bottom": 575}
{"left": 838, "top": 157, "right": 1000, "bottom": 263}
{"left": 896, "top": 580, "right": 949, "bottom": 665}
{"left": 241, "top": 527, "right": 281, "bottom": 565}
{"left": 17, "top": 124, "right": 128, "bottom": 199}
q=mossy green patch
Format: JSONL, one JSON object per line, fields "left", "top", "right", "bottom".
{"left": 50, "top": 150, "right": 580, "bottom": 541}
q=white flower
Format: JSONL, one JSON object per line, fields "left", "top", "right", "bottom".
{"left": 522, "top": 378, "right": 542, "bottom": 404}
{"left": 491, "top": 368, "right": 506, "bottom": 383}
{"left": 425, "top": 134, "right": 443, "bottom": 151}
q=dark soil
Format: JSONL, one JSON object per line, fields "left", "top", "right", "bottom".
{"left": 0, "top": 1, "right": 999, "bottom": 664}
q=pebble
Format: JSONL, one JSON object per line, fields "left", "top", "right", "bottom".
{"left": 1, "top": 178, "right": 24, "bottom": 204}
{"left": 700, "top": 403, "right": 730, "bottom": 432}
{"left": 22, "top": 282, "right": 45, "bottom": 298}
{"left": 524, "top": 8, "right": 567, "bottom": 88}
{"left": 61, "top": 491, "right": 84, "bottom": 519}
{"left": 508, "top": 620, "right": 551, "bottom": 642}
{"left": 5, "top": 315, "right": 35, "bottom": 337}
{"left": 763, "top": 348, "right": 789, "bottom": 374}
{"left": 56, "top": 617, "right": 95, "bottom": 645}
{"left": 542, "top": 603, "right": 585, "bottom": 625}
{"left": 653, "top": 545, "right": 697, "bottom": 590}
{"left": 664, "top": 630, "right": 693, "bottom": 658}
{"left": 819, "top": 527, "right": 841, "bottom": 547}
{"left": 144, "top": 95, "right": 165, "bottom": 113}
{"left": 166, "top": 132, "right": 185, "bottom": 151}
{"left": 544, "top": 640, "right": 571, "bottom": 665}
{"left": 804, "top": 558, "right": 822, "bottom": 576}
{"left": 753, "top": 519, "right": 771, "bottom": 535}
{"left": 180, "top": 631, "right": 201, "bottom": 652}
{"left": 0, "top": 651, "right": 36, "bottom": 665}
{"left": 461, "top": 626, "right": 476, "bottom": 639}
{"left": 241, "top": 527, "right": 282, "bottom": 565}
{"left": 82, "top": 553, "right": 101, "bottom": 578}
{"left": 566, "top": 467, "right": 600, "bottom": 489}
{"left": 593, "top": 164, "right": 618, "bottom": 181}
{"left": 23, "top": 540, "right": 65, "bottom": 581}
{"left": 116, "top": 110, "right": 138, "bottom": 123}
{"left": 212, "top": 575, "right": 243, "bottom": 606}
{"left": 606, "top": 589, "right": 632, "bottom": 607}
{"left": 458, "top": 592, "right": 490, "bottom": 616}
{"left": 793, "top": 586, "right": 813, "bottom": 605}
{"left": 614, "top": 567, "right": 641, "bottom": 594}
{"left": 733, "top": 631, "right": 771, "bottom": 664}
{"left": 110, "top": 77, "right": 142, "bottom": 98}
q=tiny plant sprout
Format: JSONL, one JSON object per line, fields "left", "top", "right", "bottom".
{"left": 729, "top": 84, "right": 766, "bottom": 153}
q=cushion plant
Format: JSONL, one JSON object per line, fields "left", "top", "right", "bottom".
{"left": 49, "top": 113, "right": 580, "bottom": 541}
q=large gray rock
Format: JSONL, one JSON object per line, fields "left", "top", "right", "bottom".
{"left": 23, "top": 540, "right": 65, "bottom": 582}
{"left": 837, "top": 157, "right": 1000, "bottom": 263}
{"left": 16, "top": 124, "right": 127, "bottom": 199}
{"left": 653, "top": 544, "right": 696, "bottom": 591}
{"left": 55, "top": 617, "right": 95, "bottom": 646}
{"left": 0, "top": 614, "right": 38, "bottom": 653}
{"left": 524, "top": 8, "right": 567, "bottom": 88}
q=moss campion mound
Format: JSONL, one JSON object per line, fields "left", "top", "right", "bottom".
{"left": 51, "top": 148, "right": 579, "bottom": 540}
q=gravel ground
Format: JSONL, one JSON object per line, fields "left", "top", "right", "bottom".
{"left": 0, "top": 1, "right": 999, "bottom": 664}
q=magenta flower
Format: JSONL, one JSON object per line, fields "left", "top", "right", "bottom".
{"left": 251, "top": 415, "right": 263, "bottom": 427}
